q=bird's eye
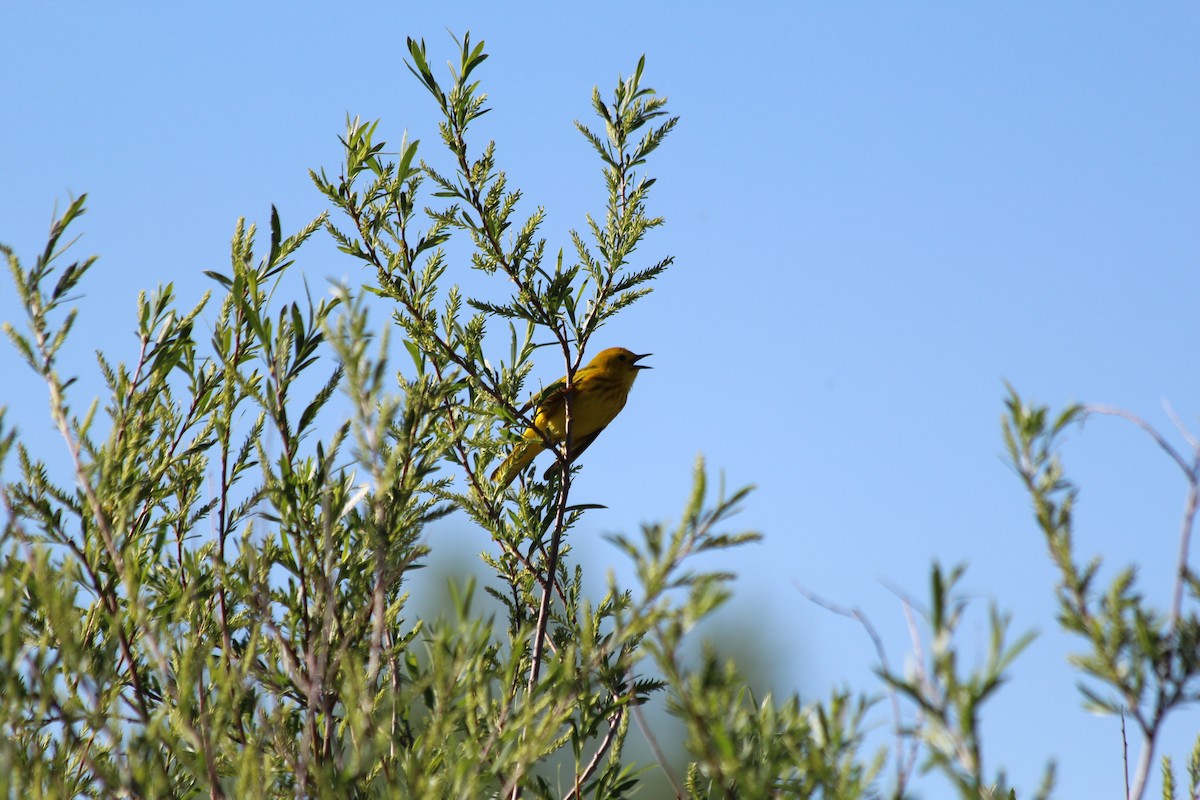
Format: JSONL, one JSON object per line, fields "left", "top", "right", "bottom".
{"left": 618, "top": 354, "right": 626, "bottom": 361}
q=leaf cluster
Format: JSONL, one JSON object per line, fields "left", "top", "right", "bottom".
{"left": 7, "top": 31, "right": 1190, "bottom": 800}
{"left": 1004, "top": 388, "right": 1200, "bottom": 800}
{"left": 0, "top": 36, "right": 887, "bottom": 800}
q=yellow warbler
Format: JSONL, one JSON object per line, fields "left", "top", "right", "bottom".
{"left": 492, "top": 347, "right": 651, "bottom": 488}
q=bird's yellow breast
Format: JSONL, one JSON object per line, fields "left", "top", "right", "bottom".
{"left": 532, "top": 379, "right": 631, "bottom": 440}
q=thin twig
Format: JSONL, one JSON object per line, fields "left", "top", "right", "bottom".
{"left": 525, "top": 347, "right": 575, "bottom": 694}
{"left": 1171, "top": 471, "right": 1200, "bottom": 635}
{"left": 1086, "top": 405, "right": 1192, "bottom": 477}
{"left": 562, "top": 708, "right": 624, "bottom": 800}
{"left": 1089, "top": 404, "right": 1200, "bottom": 635}
{"left": 796, "top": 584, "right": 917, "bottom": 795}
{"left": 633, "top": 699, "right": 685, "bottom": 799}
{"left": 1163, "top": 400, "right": 1199, "bottom": 452}
{"left": 1121, "top": 708, "right": 1130, "bottom": 800}
{"left": 511, "top": 342, "right": 576, "bottom": 800}
{"left": 1130, "top": 728, "right": 1154, "bottom": 800}
{"left": 899, "top": 597, "right": 931, "bottom": 749}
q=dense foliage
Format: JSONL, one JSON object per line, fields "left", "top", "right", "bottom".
{"left": 1, "top": 33, "right": 1196, "bottom": 800}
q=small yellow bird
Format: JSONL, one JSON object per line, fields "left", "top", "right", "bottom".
{"left": 492, "top": 347, "right": 651, "bottom": 488}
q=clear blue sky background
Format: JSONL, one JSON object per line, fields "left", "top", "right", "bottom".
{"left": 3, "top": 4, "right": 1198, "bottom": 797}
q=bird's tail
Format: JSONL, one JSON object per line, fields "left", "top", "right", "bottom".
{"left": 491, "top": 441, "right": 540, "bottom": 489}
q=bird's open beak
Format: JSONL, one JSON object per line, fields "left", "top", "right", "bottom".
{"left": 631, "top": 352, "right": 652, "bottom": 370}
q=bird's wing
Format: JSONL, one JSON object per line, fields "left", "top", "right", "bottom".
{"left": 526, "top": 377, "right": 567, "bottom": 416}
{"left": 541, "top": 426, "right": 606, "bottom": 480}
{"left": 520, "top": 370, "right": 589, "bottom": 425}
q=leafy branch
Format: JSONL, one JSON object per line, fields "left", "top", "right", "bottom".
{"left": 1004, "top": 388, "right": 1200, "bottom": 800}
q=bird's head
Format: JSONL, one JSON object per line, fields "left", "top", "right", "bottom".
{"left": 587, "top": 347, "right": 652, "bottom": 382}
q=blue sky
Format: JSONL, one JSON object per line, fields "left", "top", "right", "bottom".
{"left": 3, "top": 4, "right": 1198, "bottom": 797}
